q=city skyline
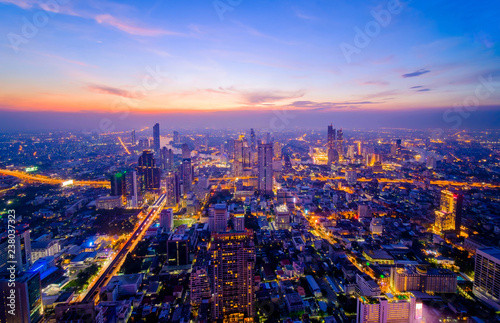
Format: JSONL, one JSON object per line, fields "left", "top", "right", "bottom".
{"left": 0, "top": 0, "right": 499, "bottom": 131}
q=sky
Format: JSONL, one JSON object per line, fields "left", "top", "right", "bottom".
{"left": 0, "top": 0, "right": 499, "bottom": 130}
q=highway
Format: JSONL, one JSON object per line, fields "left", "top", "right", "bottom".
{"left": 0, "top": 169, "right": 110, "bottom": 188}
{"left": 79, "top": 193, "right": 167, "bottom": 303}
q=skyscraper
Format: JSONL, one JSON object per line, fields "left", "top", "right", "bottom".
{"left": 165, "top": 171, "right": 179, "bottom": 207}
{"left": 153, "top": 123, "right": 160, "bottom": 153}
{"left": 173, "top": 131, "right": 180, "bottom": 143}
{"left": 0, "top": 226, "right": 31, "bottom": 273}
{"left": 125, "top": 170, "right": 139, "bottom": 207}
{"left": 181, "top": 143, "right": 191, "bottom": 159}
{"left": 434, "top": 190, "right": 463, "bottom": 234}
{"left": 327, "top": 124, "right": 338, "bottom": 165}
{"left": 0, "top": 271, "right": 43, "bottom": 323}
{"left": 473, "top": 247, "right": 500, "bottom": 310}
{"left": 137, "top": 150, "right": 160, "bottom": 191}
{"left": 161, "top": 147, "right": 173, "bottom": 170}
{"left": 258, "top": 141, "right": 273, "bottom": 195}
{"left": 210, "top": 231, "right": 256, "bottom": 321}
{"left": 209, "top": 203, "right": 228, "bottom": 233}
{"left": 131, "top": 129, "right": 136, "bottom": 146}
{"left": 336, "top": 128, "right": 344, "bottom": 158}
{"left": 181, "top": 158, "right": 193, "bottom": 195}
{"left": 275, "top": 204, "right": 291, "bottom": 230}
{"left": 110, "top": 171, "right": 127, "bottom": 196}
{"left": 160, "top": 208, "right": 174, "bottom": 232}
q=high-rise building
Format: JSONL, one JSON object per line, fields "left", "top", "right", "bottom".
{"left": 160, "top": 208, "right": 174, "bottom": 232}
{"left": 346, "top": 170, "right": 357, "bottom": 185}
{"left": 210, "top": 231, "right": 256, "bottom": 321}
{"left": 357, "top": 294, "right": 419, "bottom": 323}
{"left": 110, "top": 171, "right": 127, "bottom": 196}
{"left": 250, "top": 128, "right": 256, "bottom": 151}
{"left": 137, "top": 150, "right": 160, "bottom": 191}
{"left": 161, "top": 147, "right": 173, "bottom": 170}
{"left": 125, "top": 170, "right": 139, "bottom": 207}
{"left": 0, "top": 271, "right": 43, "bottom": 323}
{"left": 473, "top": 248, "right": 500, "bottom": 310}
{"left": 233, "top": 213, "right": 245, "bottom": 231}
{"left": 190, "top": 253, "right": 211, "bottom": 306}
{"left": 0, "top": 226, "right": 31, "bottom": 273}
{"left": 181, "top": 158, "right": 193, "bottom": 195}
{"left": 131, "top": 129, "right": 136, "bottom": 146}
{"left": 234, "top": 137, "right": 244, "bottom": 163}
{"left": 275, "top": 204, "right": 291, "bottom": 230}
{"left": 181, "top": 143, "right": 190, "bottom": 159}
{"left": 209, "top": 204, "right": 228, "bottom": 233}
{"left": 327, "top": 124, "right": 338, "bottom": 165}
{"left": 434, "top": 190, "right": 463, "bottom": 234}
{"left": 337, "top": 129, "right": 344, "bottom": 158}
{"left": 153, "top": 123, "right": 160, "bottom": 153}
{"left": 165, "top": 172, "right": 180, "bottom": 207}
{"left": 258, "top": 141, "right": 273, "bottom": 195}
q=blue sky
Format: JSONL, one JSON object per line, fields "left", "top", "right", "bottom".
{"left": 0, "top": 0, "right": 499, "bottom": 129}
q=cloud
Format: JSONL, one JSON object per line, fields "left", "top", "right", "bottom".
{"left": 286, "top": 100, "right": 378, "bottom": 111}
{"left": 292, "top": 7, "right": 318, "bottom": 20}
{"left": 402, "top": 69, "right": 431, "bottom": 78}
{"left": 417, "top": 88, "right": 431, "bottom": 92}
{"left": 410, "top": 86, "right": 423, "bottom": 89}
{"left": 228, "top": 89, "right": 305, "bottom": 105}
{"left": 0, "top": 0, "right": 37, "bottom": 9}
{"left": 94, "top": 14, "right": 183, "bottom": 36}
{"left": 364, "top": 80, "right": 389, "bottom": 86}
{"left": 86, "top": 84, "right": 145, "bottom": 99}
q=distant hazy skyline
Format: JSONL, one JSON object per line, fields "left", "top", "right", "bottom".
{"left": 1, "top": 0, "right": 499, "bottom": 130}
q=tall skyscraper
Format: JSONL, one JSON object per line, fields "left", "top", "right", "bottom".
{"left": 473, "top": 248, "right": 500, "bottom": 310}
{"left": 153, "top": 123, "right": 160, "bottom": 153}
{"left": 160, "top": 208, "right": 174, "bottom": 232}
{"left": 0, "top": 271, "right": 43, "bottom": 323}
{"left": 434, "top": 190, "right": 463, "bottom": 234}
{"left": 165, "top": 172, "right": 179, "bottom": 207}
{"left": 0, "top": 226, "right": 31, "bottom": 273}
{"left": 210, "top": 231, "right": 256, "bottom": 321}
{"left": 258, "top": 141, "right": 273, "bottom": 195}
{"left": 209, "top": 204, "right": 228, "bottom": 233}
{"left": 327, "top": 124, "right": 338, "bottom": 165}
{"left": 137, "top": 150, "right": 160, "bottom": 191}
{"left": 131, "top": 129, "right": 136, "bottom": 146}
{"left": 250, "top": 128, "right": 256, "bottom": 150}
{"left": 181, "top": 158, "right": 193, "bottom": 195}
{"left": 166, "top": 232, "right": 190, "bottom": 267}
{"left": 161, "top": 147, "right": 174, "bottom": 170}
{"left": 181, "top": 143, "right": 191, "bottom": 159}
{"left": 125, "top": 170, "right": 139, "bottom": 207}
{"left": 336, "top": 128, "right": 344, "bottom": 158}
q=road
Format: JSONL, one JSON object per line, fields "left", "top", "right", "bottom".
{"left": 78, "top": 193, "right": 167, "bottom": 303}
{"left": 0, "top": 169, "right": 110, "bottom": 188}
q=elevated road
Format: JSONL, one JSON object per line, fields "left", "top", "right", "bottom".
{"left": 79, "top": 193, "right": 167, "bottom": 303}
{"left": 0, "top": 169, "right": 110, "bottom": 188}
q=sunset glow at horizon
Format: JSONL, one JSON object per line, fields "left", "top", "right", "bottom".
{"left": 1, "top": 0, "right": 499, "bottom": 118}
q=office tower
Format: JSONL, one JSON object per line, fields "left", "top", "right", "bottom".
{"left": 161, "top": 147, "right": 174, "bottom": 170}
{"left": 181, "top": 158, "right": 193, "bottom": 195}
{"left": 250, "top": 128, "right": 256, "bottom": 150}
{"left": 125, "top": 170, "right": 139, "bottom": 207}
{"left": 165, "top": 172, "right": 179, "bottom": 207}
{"left": 284, "top": 154, "right": 292, "bottom": 171}
{"left": 160, "top": 208, "right": 174, "bottom": 232}
{"left": 233, "top": 213, "right": 245, "bottom": 231}
{"left": 234, "top": 137, "right": 244, "bottom": 162}
{"left": 204, "top": 134, "right": 209, "bottom": 150}
{"left": 209, "top": 204, "right": 228, "bottom": 233}
{"left": 138, "top": 138, "right": 149, "bottom": 150}
{"left": 153, "top": 123, "right": 160, "bottom": 153}
{"left": 345, "top": 170, "right": 357, "bottom": 185}
{"left": 0, "top": 226, "right": 31, "bottom": 273}
{"left": 434, "top": 190, "right": 463, "bottom": 234}
{"left": 273, "top": 142, "right": 282, "bottom": 159}
{"left": 210, "top": 231, "right": 256, "bottom": 321}
{"left": 110, "top": 171, "right": 127, "bottom": 196}
{"left": 473, "top": 248, "right": 500, "bottom": 310}
{"left": 166, "top": 232, "right": 190, "bottom": 267}
{"left": 275, "top": 204, "right": 291, "bottom": 230}
{"left": 390, "top": 266, "right": 457, "bottom": 294}
{"left": 228, "top": 139, "right": 235, "bottom": 159}
{"left": 137, "top": 150, "right": 160, "bottom": 191}
{"left": 336, "top": 129, "right": 344, "bottom": 158}
{"left": 357, "top": 295, "right": 418, "bottom": 323}
{"left": 0, "top": 271, "right": 43, "bottom": 323}
{"left": 242, "top": 146, "right": 252, "bottom": 168}
{"left": 258, "top": 141, "right": 273, "bottom": 195}
{"left": 131, "top": 129, "right": 136, "bottom": 146}
{"left": 426, "top": 156, "right": 437, "bottom": 169}
{"left": 181, "top": 143, "right": 190, "bottom": 159}
{"left": 190, "top": 253, "right": 211, "bottom": 306}
{"left": 327, "top": 124, "right": 338, "bottom": 165}
{"left": 348, "top": 145, "right": 356, "bottom": 159}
